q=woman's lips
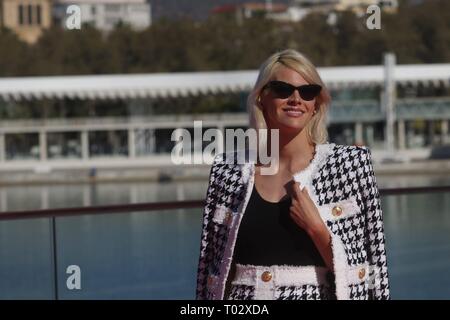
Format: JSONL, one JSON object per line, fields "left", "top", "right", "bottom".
{"left": 282, "top": 108, "right": 305, "bottom": 118}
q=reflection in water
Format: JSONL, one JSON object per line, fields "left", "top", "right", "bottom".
{"left": 0, "top": 180, "right": 208, "bottom": 212}
{"left": 376, "top": 173, "right": 450, "bottom": 189}
{"left": 1, "top": 173, "right": 450, "bottom": 213}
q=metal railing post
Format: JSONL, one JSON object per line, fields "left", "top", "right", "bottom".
{"left": 51, "top": 216, "right": 59, "bottom": 300}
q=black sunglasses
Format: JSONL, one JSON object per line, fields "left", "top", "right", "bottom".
{"left": 262, "top": 80, "right": 322, "bottom": 101}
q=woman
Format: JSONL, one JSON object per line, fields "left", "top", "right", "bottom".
{"left": 196, "top": 49, "right": 390, "bottom": 300}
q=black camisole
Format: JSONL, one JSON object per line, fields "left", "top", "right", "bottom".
{"left": 232, "top": 185, "right": 326, "bottom": 267}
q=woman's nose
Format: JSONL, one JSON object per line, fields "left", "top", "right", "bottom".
{"left": 288, "top": 89, "right": 302, "bottom": 104}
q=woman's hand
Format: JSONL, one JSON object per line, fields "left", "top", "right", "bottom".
{"left": 289, "top": 182, "right": 334, "bottom": 271}
{"left": 289, "top": 182, "right": 326, "bottom": 236}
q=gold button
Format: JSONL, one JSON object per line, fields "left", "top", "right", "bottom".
{"left": 358, "top": 268, "right": 366, "bottom": 279}
{"left": 261, "top": 271, "right": 272, "bottom": 282}
{"left": 332, "top": 206, "right": 343, "bottom": 217}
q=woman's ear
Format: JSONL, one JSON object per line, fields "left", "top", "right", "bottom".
{"left": 313, "top": 104, "right": 319, "bottom": 115}
{"left": 257, "top": 95, "right": 264, "bottom": 110}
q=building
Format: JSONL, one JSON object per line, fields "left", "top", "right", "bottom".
{"left": 268, "top": 0, "right": 338, "bottom": 23}
{"left": 213, "top": 0, "right": 399, "bottom": 23}
{"left": 211, "top": 2, "right": 288, "bottom": 24}
{"left": 278, "top": 0, "right": 398, "bottom": 22}
{"left": 0, "top": 0, "right": 52, "bottom": 44}
{"left": 53, "top": 0, "right": 151, "bottom": 32}
{"left": 333, "top": 0, "right": 398, "bottom": 16}
{"left": 0, "top": 62, "right": 449, "bottom": 173}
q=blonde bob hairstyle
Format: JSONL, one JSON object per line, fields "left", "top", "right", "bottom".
{"left": 248, "top": 49, "right": 331, "bottom": 147}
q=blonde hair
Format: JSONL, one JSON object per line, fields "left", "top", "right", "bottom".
{"left": 248, "top": 49, "right": 331, "bottom": 147}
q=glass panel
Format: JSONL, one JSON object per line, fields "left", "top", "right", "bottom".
{"left": 382, "top": 192, "right": 450, "bottom": 299}
{"left": 47, "top": 132, "right": 82, "bottom": 159}
{"left": 135, "top": 129, "right": 155, "bottom": 156}
{"left": 1, "top": 192, "right": 450, "bottom": 299}
{"left": 89, "top": 130, "right": 128, "bottom": 157}
{"left": 0, "top": 218, "right": 54, "bottom": 299}
{"left": 5, "top": 133, "right": 40, "bottom": 160}
{"left": 55, "top": 208, "right": 202, "bottom": 299}
{"left": 154, "top": 129, "right": 176, "bottom": 154}
{"left": 18, "top": 5, "right": 24, "bottom": 25}
{"left": 27, "top": 4, "right": 33, "bottom": 25}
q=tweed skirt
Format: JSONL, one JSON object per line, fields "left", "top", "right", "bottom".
{"left": 227, "top": 264, "right": 336, "bottom": 300}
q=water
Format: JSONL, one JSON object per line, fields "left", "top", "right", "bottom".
{"left": 0, "top": 181, "right": 208, "bottom": 212}
{"left": 0, "top": 174, "right": 449, "bottom": 299}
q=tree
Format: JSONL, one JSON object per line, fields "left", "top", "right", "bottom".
{"left": 0, "top": 28, "right": 31, "bottom": 76}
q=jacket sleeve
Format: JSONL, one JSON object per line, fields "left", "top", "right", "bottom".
{"left": 358, "top": 147, "right": 390, "bottom": 300}
{"left": 195, "top": 155, "right": 222, "bottom": 300}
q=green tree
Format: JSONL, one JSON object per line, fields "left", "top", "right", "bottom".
{"left": 0, "top": 28, "right": 31, "bottom": 76}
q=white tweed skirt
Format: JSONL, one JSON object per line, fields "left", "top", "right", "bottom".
{"left": 227, "top": 264, "right": 335, "bottom": 300}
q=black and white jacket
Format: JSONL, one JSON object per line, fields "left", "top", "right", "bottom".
{"left": 196, "top": 143, "right": 390, "bottom": 300}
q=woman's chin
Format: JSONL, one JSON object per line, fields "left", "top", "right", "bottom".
{"left": 265, "top": 115, "right": 307, "bottom": 132}
{"left": 276, "top": 117, "right": 306, "bottom": 131}
{"left": 278, "top": 122, "right": 305, "bottom": 133}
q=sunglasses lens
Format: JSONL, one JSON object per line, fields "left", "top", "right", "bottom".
{"left": 266, "top": 81, "right": 321, "bottom": 101}
{"left": 269, "top": 82, "right": 294, "bottom": 99}
{"left": 299, "top": 85, "right": 321, "bottom": 101}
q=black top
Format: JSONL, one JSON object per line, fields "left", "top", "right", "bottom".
{"left": 233, "top": 185, "right": 326, "bottom": 267}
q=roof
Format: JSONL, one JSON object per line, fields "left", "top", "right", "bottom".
{"left": 0, "top": 64, "right": 449, "bottom": 101}
{"left": 212, "top": 3, "right": 288, "bottom": 14}
{"left": 55, "top": 0, "right": 148, "bottom": 4}
{"left": 240, "top": 3, "right": 287, "bottom": 12}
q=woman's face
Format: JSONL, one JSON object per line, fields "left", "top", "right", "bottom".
{"left": 260, "top": 65, "right": 318, "bottom": 134}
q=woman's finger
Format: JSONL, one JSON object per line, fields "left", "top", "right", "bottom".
{"left": 301, "top": 186, "right": 310, "bottom": 198}
{"left": 292, "top": 182, "right": 303, "bottom": 200}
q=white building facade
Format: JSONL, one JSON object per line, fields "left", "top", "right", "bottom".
{"left": 54, "top": 0, "right": 151, "bottom": 31}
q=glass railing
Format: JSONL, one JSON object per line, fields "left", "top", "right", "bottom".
{"left": 0, "top": 186, "right": 449, "bottom": 299}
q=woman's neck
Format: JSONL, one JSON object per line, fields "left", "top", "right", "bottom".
{"left": 268, "top": 128, "right": 315, "bottom": 173}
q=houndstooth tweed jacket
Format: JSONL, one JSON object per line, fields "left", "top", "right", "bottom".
{"left": 196, "top": 143, "right": 390, "bottom": 300}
